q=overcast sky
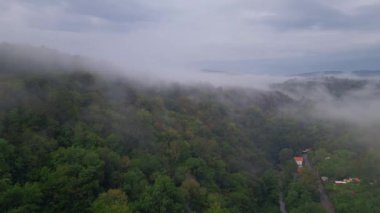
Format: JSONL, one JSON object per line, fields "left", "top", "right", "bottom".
{"left": 1, "top": 0, "right": 380, "bottom": 75}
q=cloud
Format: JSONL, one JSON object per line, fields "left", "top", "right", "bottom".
{"left": 311, "top": 85, "right": 380, "bottom": 127}
{"left": 0, "top": 0, "right": 380, "bottom": 76}
{"left": 276, "top": 75, "right": 380, "bottom": 127}
{"left": 243, "top": 0, "right": 380, "bottom": 31}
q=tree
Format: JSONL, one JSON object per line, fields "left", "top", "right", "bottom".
{"left": 258, "top": 170, "right": 279, "bottom": 209}
{"left": 278, "top": 148, "right": 294, "bottom": 164}
{"left": 0, "top": 139, "right": 15, "bottom": 179}
{"left": 180, "top": 175, "right": 208, "bottom": 212}
{"left": 92, "top": 189, "right": 130, "bottom": 213}
{"left": 41, "top": 147, "right": 104, "bottom": 212}
{"left": 137, "top": 175, "right": 185, "bottom": 213}
{"left": 122, "top": 169, "right": 148, "bottom": 202}
{"left": 291, "top": 202, "right": 325, "bottom": 213}
{"left": 0, "top": 182, "right": 42, "bottom": 212}
{"left": 205, "top": 193, "right": 230, "bottom": 213}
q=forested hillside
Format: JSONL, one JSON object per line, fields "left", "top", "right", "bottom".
{"left": 1, "top": 48, "right": 380, "bottom": 212}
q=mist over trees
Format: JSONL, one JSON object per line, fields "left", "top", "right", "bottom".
{"left": 1, "top": 44, "right": 380, "bottom": 212}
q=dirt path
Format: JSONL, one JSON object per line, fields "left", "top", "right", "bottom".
{"left": 303, "top": 154, "right": 335, "bottom": 213}
{"left": 279, "top": 192, "right": 287, "bottom": 213}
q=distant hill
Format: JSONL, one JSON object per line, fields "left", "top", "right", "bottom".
{"left": 351, "top": 70, "right": 380, "bottom": 77}
{"left": 0, "top": 43, "right": 120, "bottom": 76}
{"left": 294, "top": 70, "right": 380, "bottom": 77}
{"left": 294, "top": 71, "right": 345, "bottom": 77}
{"left": 0, "top": 42, "right": 86, "bottom": 73}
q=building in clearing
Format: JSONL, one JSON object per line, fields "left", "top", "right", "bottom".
{"left": 293, "top": 156, "right": 304, "bottom": 167}
{"left": 335, "top": 177, "right": 361, "bottom": 185}
{"left": 334, "top": 181, "right": 346, "bottom": 185}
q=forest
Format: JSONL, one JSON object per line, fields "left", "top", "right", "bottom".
{"left": 1, "top": 46, "right": 380, "bottom": 212}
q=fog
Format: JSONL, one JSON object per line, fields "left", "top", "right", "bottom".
{"left": 1, "top": 42, "right": 380, "bottom": 131}
{"left": 312, "top": 85, "right": 380, "bottom": 127}
{"left": 0, "top": 42, "right": 289, "bottom": 90}
{"left": 275, "top": 76, "right": 380, "bottom": 128}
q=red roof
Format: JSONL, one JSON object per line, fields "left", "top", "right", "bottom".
{"left": 294, "top": 156, "right": 304, "bottom": 161}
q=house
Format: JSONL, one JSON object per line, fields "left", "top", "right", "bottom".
{"left": 334, "top": 177, "right": 361, "bottom": 185}
{"left": 293, "top": 156, "right": 304, "bottom": 167}
{"left": 335, "top": 180, "right": 346, "bottom": 185}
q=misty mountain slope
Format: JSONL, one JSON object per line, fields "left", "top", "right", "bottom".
{"left": 294, "top": 70, "right": 380, "bottom": 78}
{"left": 0, "top": 43, "right": 128, "bottom": 82}
{"left": 0, "top": 43, "right": 87, "bottom": 74}
{"left": 0, "top": 58, "right": 338, "bottom": 212}
{"left": 274, "top": 77, "right": 370, "bottom": 98}
{"left": 272, "top": 76, "right": 380, "bottom": 128}
{"left": 2, "top": 0, "right": 380, "bottom": 210}
{"left": 1, "top": 48, "right": 380, "bottom": 212}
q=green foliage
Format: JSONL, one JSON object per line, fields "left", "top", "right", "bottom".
{"left": 317, "top": 149, "right": 356, "bottom": 178}
{"left": 122, "top": 168, "right": 149, "bottom": 201}
{"left": 137, "top": 174, "right": 185, "bottom": 213}
{"left": 0, "top": 139, "right": 15, "bottom": 179}
{"left": 180, "top": 175, "right": 208, "bottom": 211}
{"left": 279, "top": 148, "right": 294, "bottom": 164}
{"left": 0, "top": 69, "right": 379, "bottom": 212}
{"left": 290, "top": 202, "right": 325, "bottom": 213}
{"left": 0, "top": 182, "right": 42, "bottom": 212}
{"left": 41, "top": 147, "right": 104, "bottom": 212}
{"left": 91, "top": 189, "right": 130, "bottom": 213}
{"left": 257, "top": 170, "right": 279, "bottom": 210}
{"left": 330, "top": 184, "right": 380, "bottom": 213}
{"left": 285, "top": 171, "right": 320, "bottom": 212}
{"left": 205, "top": 193, "right": 230, "bottom": 213}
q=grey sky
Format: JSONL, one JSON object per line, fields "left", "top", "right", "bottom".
{"left": 1, "top": 0, "right": 380, "bottom": 75}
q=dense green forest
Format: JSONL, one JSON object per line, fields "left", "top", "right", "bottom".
{"left": 1, "top": 50, "right": 380, "bottom": 212}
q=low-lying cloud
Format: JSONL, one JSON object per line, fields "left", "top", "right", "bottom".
{"left": 313, "top": 86, "right": 380, "bottom": 127}
{"left": 276, "top": 76, "right": 380, "bottom": 127}
{"left": 1, "top": 42, "right": 380, "bottom": 130}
